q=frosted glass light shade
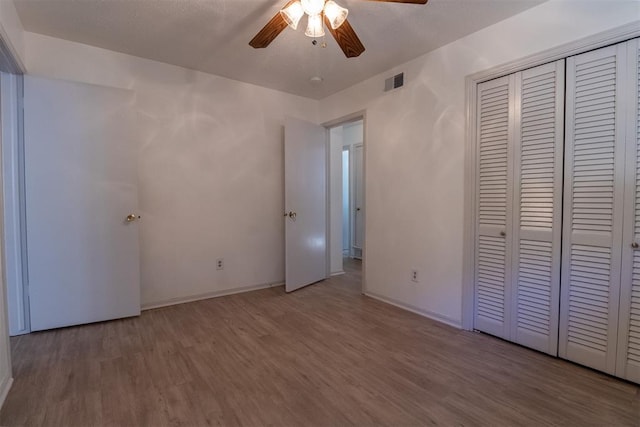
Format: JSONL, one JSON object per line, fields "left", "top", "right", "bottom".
{"left": 280, "top": 1, "right": 305, "bottom": 30}
{"left": 323, "top": 1, "right": 348, "bottom": 30}
{"left": 305, "top": 14, "right": 325, "bottom": 38}
{"left": 301, "top": 0, "right": 325, "bottom": 16}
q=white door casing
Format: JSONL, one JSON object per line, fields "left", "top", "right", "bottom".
{"left": 2, "top": 73, "right": 29, "bottom": 336}
{"left": 24, "top": 76, "right": 141, "bottom": 331}
{"left": 284, "top": 117, "right": 327, "bottom": 292}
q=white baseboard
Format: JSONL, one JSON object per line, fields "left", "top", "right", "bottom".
{"left": 365, "top": 291, "right": 462, "bottom": 329}
{"left": 0, "top": 376, "right": 13, "bottom": 410}
{"left": 142, "top": 282, "right": 284, "bottom": 311}
{"left": 330, "top": 270, "right": 345, "bottom": 277}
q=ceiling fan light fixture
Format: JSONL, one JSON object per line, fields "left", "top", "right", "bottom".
{"left": 305, "top": 14, "right": 325, "bottom": 38}
{"left": 301, "top": 0, "right": 325, "bottom": 16}
{"left": 323, "top": 1, "right": 348, "bottom": 30}
{"left": 280, "top": 1, "right": 305, "bottom": 30}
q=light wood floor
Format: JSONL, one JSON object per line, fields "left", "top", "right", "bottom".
{"left": 1, "top": 258, "right": 639, "bottom": 426}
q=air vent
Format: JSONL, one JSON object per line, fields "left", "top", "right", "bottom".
{"left": 384, "top": 73, "right": 404, "bottom": 92}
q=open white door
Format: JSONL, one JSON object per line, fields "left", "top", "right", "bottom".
{"left": 24, "top": 76, "right": 141, "bottom": 331}
{"left": 284, "top": 117, "right": 327, "bottom": 292}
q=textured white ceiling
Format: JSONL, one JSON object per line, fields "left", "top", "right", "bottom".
{"left": 14, "top": 0, "right": 546, "bottom": 99}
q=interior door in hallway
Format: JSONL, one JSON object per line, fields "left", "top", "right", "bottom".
{"left": 352, "top": 143, "right": 364, "bottom": 259}
{"left": 284, "top": 117, "right": 327, "bottom": 292}
{"left": 24, "top": 76, "right": 141, "bottom": 331}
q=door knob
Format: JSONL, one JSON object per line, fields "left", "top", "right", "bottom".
{"left": 632, "top": 242, "right": 639, "bottom": 249}
{"left": 500, "top": 231, "right": 506, "bottom": 237}
{"left": 285, "top": 211, "right": 296, "bottom": 220}
{"left": 126, "top": 214, "right": 140, "bottom": 222}
{"left": 356, "top": 207, "right": 361, "bottom": 212}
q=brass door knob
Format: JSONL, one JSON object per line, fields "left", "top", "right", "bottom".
{"left": 126, "top": 214, "right": 140, "bottom": 222}
{"left": 288, "top": 211, "right": 297, "bottom": 220}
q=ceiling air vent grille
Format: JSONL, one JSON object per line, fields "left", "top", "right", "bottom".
{"left": 384, "top": 73, "right": 404, "bottom": 92}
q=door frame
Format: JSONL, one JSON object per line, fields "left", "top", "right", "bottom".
{"left": 462, "top": 22, "right": 640, "bottom": 331}
{"left": 334, "top": 133, "right": 363, "bottom": 261}
{"left": 2, "top": 73, "right": 28, "bottom": 336}
{"left": 323, "top": 111, "right": 367, "bottom": 294}
{"left": 0, "top": 27, "right": 25, "bottom": 407}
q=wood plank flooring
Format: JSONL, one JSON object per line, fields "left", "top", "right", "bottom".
{"left": 1, "top": 258, "right": 639, "bottom": 426}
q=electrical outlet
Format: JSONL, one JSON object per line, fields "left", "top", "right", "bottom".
{"left": 411, "top": 269, "right": 419, "bottom": 283}
{"left": 216, "top": 258, "right": 224, "bottom": 270}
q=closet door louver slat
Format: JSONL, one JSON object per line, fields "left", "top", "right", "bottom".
{"left": 511, "top": 61, "right": 564, "bottom": 355}
{"left": 560, "top": 44, "right": 626, "bottom": 374}
{"left": 617, "top": 38, "right": 640, "bottom": 383}
{"left": 474, "top": 76, "right": 514, "bottom": 339}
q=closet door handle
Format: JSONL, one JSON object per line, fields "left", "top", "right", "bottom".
{"left": 632, "top": 242, "right": 639, "bottom": 250}
{"left": 500, "top": 231, "right": 506, "bottom": 237}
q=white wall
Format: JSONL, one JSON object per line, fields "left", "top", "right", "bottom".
{"left": 319, "top": 0, "right": 640, "bottom": 327}
{"left": 24, "top": 33, "right": 319, "bottom": 308}
{"left": 9, "top": 0, "right": 640, "bottom": 328}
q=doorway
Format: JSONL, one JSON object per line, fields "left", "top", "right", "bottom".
{"left": 328, "top": 118, "right": 364, "bottom": 277}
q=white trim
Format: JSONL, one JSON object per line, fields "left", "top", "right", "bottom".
{"left": 322, "top": 111, "right": 366, "bottom": 129}
{"left": 0, "top": 26, "right": 24, "bottom": 74}
{"left": 462, "top": 22, "right": 640, "bottom": 332}
{"left": 2, "top": 73, "right": 29, "bottom": 336}
{"left": 330, "top": 270, "right": 345, "bottom": 277}
{"left": 361, "top": 113, "right": 367, "bottom": 295}
{"left": 0, "top": 376, "right": 13, "bottom": 409}
{"left": 141, "top": 282, "right": 284, "bottom": 311}
{"left": 366, "top": 291, "right": 462, "bottom": 329}
{"left": 325, "top": 122, "right": 331, "bottom": 279}
{"left": 468, "top": 22, "right": 640, "bottom": 84}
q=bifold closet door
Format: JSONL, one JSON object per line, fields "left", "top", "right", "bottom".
{"left": 617, "top": 38, "right": 640, "bottom": 383}
{"left": 474, "top": 64, "right": 564, "bottom": 352}
{"left": 560, "top": 43, "right": 627, "bottom": 374}
{"left": 510, "top": 61, "right": 564, "bottom": 355}
{"left": 474, "top": 75, "right": 515, "bottom": 340}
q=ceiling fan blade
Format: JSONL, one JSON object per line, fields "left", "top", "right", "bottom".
{"left": 324, "top": 17, "right": 365, "bottom": 58}
{"left": 363, "top": 0, "right": 428, "bottom": 3}
{"left": 249, "top": 4, "right": 291, "bottom": 49}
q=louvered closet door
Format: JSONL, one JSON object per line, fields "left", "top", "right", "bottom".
{"left": 560, "top": 43, "right": 627, "bottom": 374}
{"left": 511, "top": 61, "right": 564, "bottom": 355}
{"left": 474, "top": 75, "right": 515, "bottom": 340}
{"left": 617, "top": 38, "right": 640, "bottom": 383}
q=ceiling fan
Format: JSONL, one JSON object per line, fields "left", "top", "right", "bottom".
{"left": 249, "top": 0, "right": 429, "bottom": 58}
